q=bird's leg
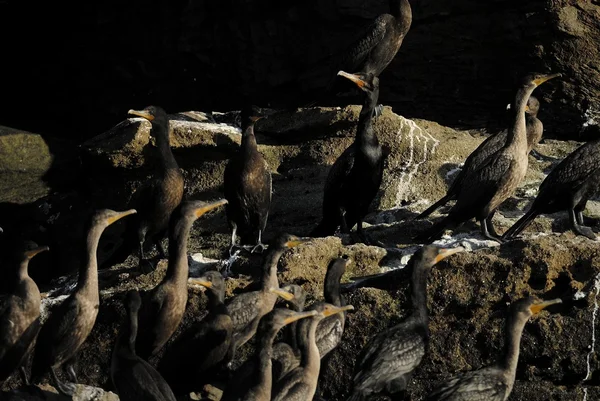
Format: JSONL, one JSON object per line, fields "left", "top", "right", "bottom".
{"left": 375, "top": 104, "right": 384, "bottom": 117}
{"left": 229, "top": 225, "right": 239, "bottom": 256}
{"left": 64, "top": 359, "right": 78, "bottom": 383}
{"left": 569, "top": 208, "right": 596, "bottom": 239}
{"left": 480, "top": 218, "right": 504, "bottom": 243}
{"left": 51, "top": 367, "right": 76, "bottom": 396}
{"left": 19, "top": 366, "right": 31, "bottom": 386}
{"left": 251, "top": 230, "right": 266, "bottom": 254}
{"left": 154, "top": 237, "right": 167, "bottom": 259}
{"left": 485, "top": 211, "right": 499, "bottom": 238}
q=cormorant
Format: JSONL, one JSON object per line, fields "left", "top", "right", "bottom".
{"left": 311, "top": 71, "right": 384, "bottom": 244}
{"left": 0, "top": 242, "right": 48, "bottom": 386}
{"left": 135, "top": 199, "right": 228, "bottom": 359}
{"left": 271, "top": 303, "right": 354, "bottom": 401}
{"left": 32, "top": 209, "right": 137, "bottom": 396}
{"left": 111, "top": 290, "right": 176, "bottom": 401}
{"left": 223, "top": 106, "right": 272, "bottom": 253}
{"left": 103, "top": 106, "right": 184, "bottom": 270}
{"left": 416, "top": 96, "right": 544, "bottom": 220}
{"left": 347, "top": 246, "right": 464, "bottom": 401}
{"left": 425, "top": 297, "right": 562, "bottom": 401}
{"left": 503, "top": 137, "right": 600, "bottom": 240}
{"left": 157, "top": 271, "right": 233, "bottom": 394}
{"left": 220, "top": 308, "right": 317, "bottom": 401}
{"left": 225, "top": 234, "right": 309, "bottom": 362}
{"left": 415, "top": 73, "right": 561, "bottom": 243}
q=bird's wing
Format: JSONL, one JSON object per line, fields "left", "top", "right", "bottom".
{"left": 426, "top": 369, "right": 507, "bottom": 401}
{"left": 540, "top": 140, "right": 600, "bottom": 192}
{"left": 336, "top": 15, "right": 392, "bottom": 73}
{"left": 324, "top": 145, "right": 356, "bottom": 195}
{"left": 226, "top": 292, "right": 261, "bottom": 332}
{"left": 33, "top": 297, "right": 80, "bottom": 367}
{"left": 271, "top": 369, "right": 311, "bottom": 401}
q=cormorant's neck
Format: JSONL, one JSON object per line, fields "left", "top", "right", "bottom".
{"left": 252, "top": 327, "right": 279, "bottom": 398}
{"left": 299, "top": 317, "right": 321, "bottom": 380}
{"left": 153, "top": 121, "right": 179, "bottom": 171}
{"left": 410, "top": 266, "right": 430, "bottom": 322}
{"left": 76, "top": 224, "right": 103, "bottom": 298}
{"left": 241, "top": 122, "right": 258, "bottom": 150}
{"left": 207, "top": 287, "right": 226, "bottom": 310}
{"left": 505, "top": 87, "right": 535, "bottom": 151}
{"left": 324, "top": 276, "right": 343, "bottom": 307}
{"left": 260, "top": 247, "right": 285, "bottom": 291}
{"left": 356, "top": 88, "right": 380, "bottom": 149}
{"left": 122, "top": 308, "right": 139, "bottom": 356}
{"left": 390, "top": 0, "right": 412, "bottom": 34}
{"left": 499, "top": 315, "right": 528, "bottom": 384}
{"left": 164, "top": 217, "right": 194, "bottom": 284}
{"left": 17, "top": 260, "right": 32, "bottom": 282}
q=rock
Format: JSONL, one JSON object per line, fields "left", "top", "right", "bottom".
{"left": 0, "top": 384, "right": 118, "bottom": 401}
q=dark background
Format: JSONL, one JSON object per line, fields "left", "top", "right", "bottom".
{"left": 0, "top": 0, "right": 599, "bottom": 142}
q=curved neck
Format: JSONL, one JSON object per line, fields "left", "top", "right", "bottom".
{"left": 299, "top": 317, "right": 321, "bottom": 373}
{"left": 390, "top": 0, "right": 412, "bottom": 34}
{"left": 164, "top": 217, "right": 194, "bottom": 284}
{"left": 252, "top": 326, "right": 279, "bottom": 398}
{"left": 241, "top": 122, "right": 258, "bottom": 150}
{"left": 410, "top": 266, "right": 430, "bottom": 322}
{"left": 17, "top": 259, "right": 31, "bottom": 281}
{"left": 505, "top": 87, "right": 535, "bottom": 151}
{"left": 260, "top": 248, "right": 284, "bottom": 291}
{"left": 120, "top": 307, "right": 140, "bottom": 357}
{"left": 356, "top": 88, "right": 380, "bottom": 150}
{"left": 207, "top": 287, "right": 225, "bottom": 310}
{"left": 499, "top": 315, "right": 528, "bottom": 385}
{"left": 153, "top": 121, "right": 178, "bottom": 171}
{"left": 76, "top": 224, "right": 103, "bottom": 298}
{"left": 324, "top": 278, "right": 343, "bottom": 307}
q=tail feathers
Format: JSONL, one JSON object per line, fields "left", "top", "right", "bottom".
{"left": 415, "top": 195, "right": 452, "bottom": 220}
{"left": 503, "top": 208, "right": 540, "bottom": 239}
{"left": 413, "top": 216, "right": 457, "bottom": 244}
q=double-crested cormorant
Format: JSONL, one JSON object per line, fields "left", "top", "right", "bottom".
{"left": 157, "top": 271, "right": 233, "bottom": 394}
{"left": 104, "top": 106, "right": 184, "bottom": 270}
{"left": 415, "top": 73, "right": 561, "bottom": 243}
{"left": 416, "top": 96, "right": 544, "bottom": 220}
{"left": 32, "top": 209, "right": 137, "bottom": 395}
{"left": 111, "top": 290, "right": 176, "bottom": 401}
{"left": 271, "top": 303, "right": 354, "bottom": 401}
{"left": 135, "top": 199, "right": 227, "bottom": 359}
{"left": 348, "top": 246, "right": 464, "bottom": 401}
{"left": 224, "top": 106, "right": 272, "bottom": 252}
{"left": 220, "top": 308, "right": 317, "bottom": 401}
{"left": 425, "top": 297, "right": 562, "bottom": 401}
{"left": 503, "top": 137, "right": 600, "bottom": 240}
{"left": 0, "top": 242, "right": 48, "bottom": 385}
{"left": 311, "top": 71, "right": 384, "bottom": 244}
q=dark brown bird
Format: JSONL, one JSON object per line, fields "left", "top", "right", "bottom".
{"left": 135, "top": 199, "right": 227, "bottom": 359}
{"left": 223, "top": 106, "right": 272, "bottom": 253}
{"left": 0, "top": 242, "right": 48, "bottom": 386}
{"left": 271, "top": 303, "right": 354, "bottom": 401}
{"left": 416, "top": 96, "right": 544, "bottom": 220}
{"left": 311, "top": 71, "right": 384, "bottom": 244}
{"left": 415, "top": 73, "right": 561, "bottom": 243}
{"left": 103, "top": 106, "right": 184, "bottom": 270}
{"left": 31, "top": 209, "right": 137, "bottom": 396}
{"left": 111, "top": 290, "right": 176, "bottom": 401}
{"left": 503, "top": 136, "right": 600, "bottom": 240}
{"left": 425, "top": 297, "right": 562, "bottom": 401}
{"left": 220, "top": 308, "right": 317, "bottom": 401}
{"left": 347, "top": 246, "right": 464, "bottom": 401}
{"left": 157, "top": 271, "right": 233, "bottom": 394}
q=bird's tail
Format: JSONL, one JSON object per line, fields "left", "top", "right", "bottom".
{"left": 413, "top": 216, "right": 457, "bottom": 244}
{"left": 503, "top": 208, "right": 540, "bottom": 240}
{"left": 415, "top": 194, "right": 452, "bottom": 220}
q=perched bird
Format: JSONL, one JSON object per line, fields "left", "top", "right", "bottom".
{"left": 348, "top": 246, "right": 464, "bottom": 401}
{"left": 103, "top": 106, "right": 184, "bottom": 270}
{"left": 220, "top": 308, "right": 317, "bottom": 401}
{"left": 158, "top": 271, "right": 233, "bottom": 394}
{"left": 32, "top": 209, "right": 137, "bottom": 395}
{"left": 0, "top": 242, "right": 48, "bottom": 386}
{"left": 311, "top": 71, "right": 384, "bottom": 244}
{"left": 416, "top": 96, "right": 544, "bottom": 220}
{"left": 111, "top": 290, "right": 176, "bottom": 401}
{"left": 415, "top": 73, "right": 561, "bottom": 243}
{"left": 271, "top": 303, "right": 354, "bottom": 401}
{"left": 135, "top": 199, "right": 227, "bottom": 359}
{"left": 425, "top": 297, "right": 562, "bottom": 401}
{"left": 223, "top": 106, "right": 272, "bottom": 253}
{"left": 225, "top": 234, "right": 309, "bottom": 361}
{"left": 503, "top": 137, "right": 600, "bottom": 240}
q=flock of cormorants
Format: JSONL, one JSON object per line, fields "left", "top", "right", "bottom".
{"left": 1, "top": 0, "right": 598, "bottom": 400}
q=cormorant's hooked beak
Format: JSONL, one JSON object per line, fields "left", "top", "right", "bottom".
{"left": 189, "top": 278, "right": 213, "bottom": 288}
{"left": 533, "top": 73, "right": 562, "bottom": 87}
{"left": 435, "top": 246, "right": 465, "bottom": 263}
{"left": 128, "top": 109, "right": 155, "bottom": 121}
{"left": 270, "top": 287, "right": 295, "bottom": 301}
{"left": 25, "top": 246, "right": 49, "bottom": 259}
{"left": 107, "top": 209, "right": 137, "bottom": 225}
{"left": 322, "top": 304, "right": 354, "bottom": 317}
{"left": 283, "top": 310, "right": 318, "bottom": 325}
{"left": 337, "top": 71, "right": 366, "bottom": 88}
{"left": 285, "top": 237, "right": 311, "bottom": 248}
{"left": 194, "top": 199, "right": 228, "bottom": 218}
{"left": 530, "top": 298, "right": 562, "bottom": 314}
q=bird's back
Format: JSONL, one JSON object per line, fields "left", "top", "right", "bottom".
{"left": 112, "top": 356, "right": 176, "bottom": 401}
{"left": 425, "top": 366, "right": 508, "bottom": 401}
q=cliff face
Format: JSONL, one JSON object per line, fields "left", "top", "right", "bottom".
{"left": 1, "top": 1, "right": 598, "bottom": 140}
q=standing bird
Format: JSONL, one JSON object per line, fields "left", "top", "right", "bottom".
{"left": 32, "top": 209, "right": 137, "bottom": 395}
{"left": 0, "top": 242, "right": 48, "bottom": 386}
{"left": 225, "top": 234, "right": 309, "bottom": 361}
{"left": 415, "top": 73, "right": 561, "bottom": 243}
{"left": 425, "top": 297, "right": 562, "bottom": 401}
{"left": 271, "top": 303, "right": 354, "bottom": 401}
{"left": 135, "top": 199, "right": 228, "bottom": 359}
{"left": 347, "top": 246, "right": 464, "bottom": 401}
{"left": 311, "top": 71, "right": 384, "bottom": 244}
{"left": 158, "top": 271, "right": 233, "bottom": 394}
{"left": 220, "top": 308, "right": 317, "bottom": 401}
{"left": 223, "top": 106, "right": 272, "bottom": 253}
{"left": 103, "top": 106, "right": 184, "bottom": 270}
{"left": 503, "top": 137, "right": 600, "bottom": 240}
{"left": 111, "top": 290, "right": 176, "bottom": 401}
{"left": 416, "top": 96, "right": 544, "bottom": 220}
